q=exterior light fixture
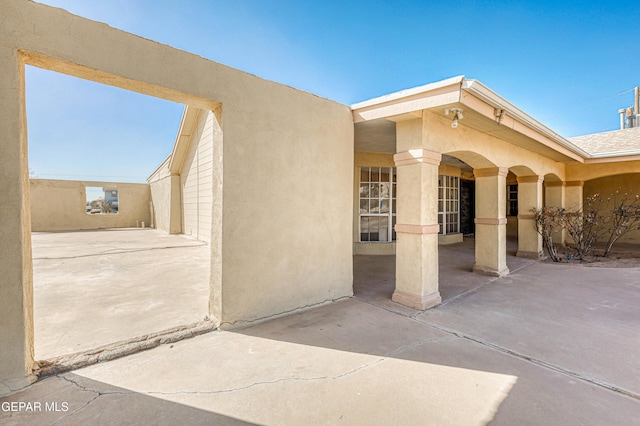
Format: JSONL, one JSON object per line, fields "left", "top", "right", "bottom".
{"left": 444, "top": 108, "right": 463, "bottom": 129}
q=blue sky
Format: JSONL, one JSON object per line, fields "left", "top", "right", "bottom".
{"left": 27, "top": 0, "right": 640, "bottom": 182}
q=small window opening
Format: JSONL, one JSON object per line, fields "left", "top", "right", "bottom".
{"left": 86, "top": 186, "right": 118, "bottom": 214}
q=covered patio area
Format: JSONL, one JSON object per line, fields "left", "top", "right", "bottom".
{"left": 353, "top": 236, "right": 535, "bottom": 315}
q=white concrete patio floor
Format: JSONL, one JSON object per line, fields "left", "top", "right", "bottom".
{"left": 2, "top": 236, "right": 639, "bottom": 425}
{"left": 31, "top": 229, "right": 210, "bottom": 359}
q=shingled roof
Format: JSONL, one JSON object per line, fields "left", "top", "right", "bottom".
{"left": 569, "top": 126, "right": 640, "bottom": 156}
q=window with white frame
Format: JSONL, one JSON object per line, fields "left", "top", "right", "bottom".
{"left": 438, "top": 175, "right": 460, "bottom": 235}
{"left": 359, "top": 167, "right": 396, "bottom": 242}
{"left": 507, "top": 184, "right": 518, "bottom": 216}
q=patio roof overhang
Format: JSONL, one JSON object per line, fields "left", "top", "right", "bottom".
{"left": 351, "top": 76, "right": 590, "bottom": 164}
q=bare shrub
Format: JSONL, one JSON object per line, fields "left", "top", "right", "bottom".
{"left": 532, "top": 207, "right": 563, "bottom": 262}
{"left": 561, "top": 194, "right": 608, "bottom": 260}
{"left": 602, "top": 191, "right": 640, "bottom": 257}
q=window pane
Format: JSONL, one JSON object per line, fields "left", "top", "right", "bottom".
{"left": 379, "top": 182, "right": 390, "bottom": 199}
{"left": 361, "top": 168, "right": 370, "bottom": 182}
{"left": 369, "top": 216, "right": 379, "bottom": 241}
{"left": 392, "top": 199, "right": 396, "bottom": 213}
{"left": 359, "top": 199, "right": 369, "bottom": 213}
{"left": 379, "top": 218, "right": 388, "bottom": 242}
{"left": 371, "top": 167, "right": 380, "bottom": 182}
{"left": 360, "top": 217, "right": 369, "bottom": 242}
{"left": 380, "top": 199, "right": 390, "bottom": 213}
{"left": 380, "top": 169, "right": 389, "bottom": 183}
{"left": 370, "top": 199, "right": 379, "bottom": 213}
{"left": 359, "top": 183, "right": 369, "bottom": 198}
{"left": 370, "top": 183, "right": 379, "bottom": 198}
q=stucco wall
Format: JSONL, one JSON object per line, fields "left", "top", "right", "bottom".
{"left": 148, "top": 156, "right": 173, "bottom": 234}
{"left": 1, "top": 0, "right": 354, "bottom": 390}
{"left": 567, "top": 160, "right": 640, "bottom": 182}
{"left": 3, "top": 0, "right": 353, "bottom": 322}
{"left": 30, "top": 179, "right": 151, "bottom": 232}
{"left": 584, "top": 173, "right": 640, "bottom": 244}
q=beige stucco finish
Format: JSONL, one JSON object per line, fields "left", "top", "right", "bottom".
{"left": 584, "top": 173, "right": 640, "bottom": 244}
{"left": 30, "top": 179, "right": 151, "bottom": 232}
{"left": 516, "top": 176, "right": 543, "bottom": 259}
{"left": 1, "top": 0, "right": 353, "bottom": 392}
{"left": 474, "top": 168, "right": 509, "bottom": 276}
{"left": 148, "top": 157, "right": 183, "bottom": 235}
{"left": 393, "top": 121, "right": 442, "bottom": 309}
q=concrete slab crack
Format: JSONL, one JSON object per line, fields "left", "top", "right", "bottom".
{"left": 145, "top": 357, "right": 388, "bottom": 397}
{"left": 140, "top": 337, "right": 455, "bottom": 398}
{"left": 384, "top": 336, "right": 457, "bottom": 358}
{"left": 220, "top": 296, "right": 352, "bottom": 329}
{"left": 50, "top": 375, "right": 133, "bottom": 426}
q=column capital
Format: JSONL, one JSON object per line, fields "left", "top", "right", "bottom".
{"left": 544, "top": 181, "right": 565, "bottom": 188}
{"left": 474, "top": 167, "right": 508, "bottom": 178}
{"left": 565, "top": 180, "right": 584, "bottom": 187}
{"left": 516, "top": 175, "right": 543, "bottom": 184}
{"left": 393, "top": 149, "right": 441, "bottom": 167}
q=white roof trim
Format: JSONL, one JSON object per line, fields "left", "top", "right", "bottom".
{"left": 351, "top": 75, "right": 464, "bottom": 110}
{"left": 461, "top": 79, "right": 592, "bottom": 159}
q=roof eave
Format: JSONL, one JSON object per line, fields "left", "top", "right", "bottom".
{"left": 461, "top": 79, "right": 591, "bottom": 161}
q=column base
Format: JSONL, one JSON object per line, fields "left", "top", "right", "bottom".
{"left": 516, "top": 250, "right": 545, "bottom": 260}
{"left": 392, "top": 290, "right": 441, "bottom": 310}
{"left": 472, "top": 264, "right": 510, "bottom": 277}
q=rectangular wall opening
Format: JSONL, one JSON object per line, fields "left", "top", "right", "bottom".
{"left": 26, "top": 65, "right": 215, "bottom": 362}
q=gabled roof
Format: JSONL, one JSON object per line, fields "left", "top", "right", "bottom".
{"left": 351, "top": 76, "right": 589, "bottom": 163}
{"left": 351, "top": 76, "right": 640, "bottom": 164}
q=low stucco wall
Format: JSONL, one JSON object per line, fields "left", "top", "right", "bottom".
{"left": 30, "top": 179, "right": 151, "bottom": 232}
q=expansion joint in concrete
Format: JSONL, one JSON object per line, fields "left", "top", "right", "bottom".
{"left": 33, "top": 243, "right": 207, "bottom": 260}
{"left": 420, "top": 322, "right": 640, "bottom": 402}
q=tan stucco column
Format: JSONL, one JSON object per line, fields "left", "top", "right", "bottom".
{"left": 516, "top": 175, "right": 543, "bottom": 259}
{"left": 0, "top": 48, "right": 37, "bottom": 394}
{"left": 392, "top": 149, "right": 442, "bottom": 310}
{"left": 545, "top": 181, "right": 565, "bottom": 244}
{"left": 473, "top": 167, "right": 509, "bottom": 277}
